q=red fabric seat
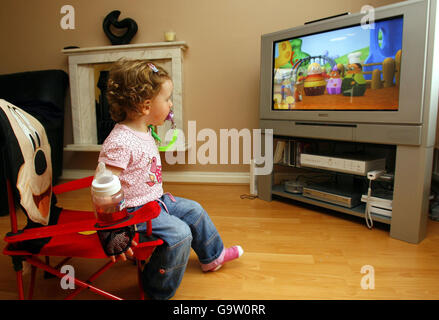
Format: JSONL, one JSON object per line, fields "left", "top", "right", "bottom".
{"left": 32, "top": 210, "right": 108, "bottom": 259}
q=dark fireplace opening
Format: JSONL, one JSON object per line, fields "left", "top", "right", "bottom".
{"left": 96, "top": 71, "right": 115, "bottom": 144}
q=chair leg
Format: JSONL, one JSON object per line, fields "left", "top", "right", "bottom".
{"left": 28, "top": 265, "right": 37, "bottom": 300}
{"left": 11, "top": 256, "right": 25, "bottom": 299}
{"left": 44, "top": 256, "right": 55, "bottom": 279}
{"left": 137, "top": 260, "right": 145, "bottom": 300}
{"left": 16, "top": 270, "right": 25, "bottom": 300}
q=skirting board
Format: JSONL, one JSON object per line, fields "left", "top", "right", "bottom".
{"left": 61, "top": 169, "right": 250, "bottom": 184}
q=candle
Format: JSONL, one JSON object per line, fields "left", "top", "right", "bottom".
{"left": 164, "top": 31, "right": 176, "bottom": 42}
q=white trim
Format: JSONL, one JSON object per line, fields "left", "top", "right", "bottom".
{"left": 61, "top": 169, "right": 250, "bottom": 184}
{"left": 62, "top": 41, "right": 187, "bottom": 54}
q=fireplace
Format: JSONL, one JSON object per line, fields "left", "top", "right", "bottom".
{"left": 63, "top": 42, "right": 187, "bottom": 151}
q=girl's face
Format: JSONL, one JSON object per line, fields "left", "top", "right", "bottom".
{"left": 148, "top": 79, "right": 173, "bottom": 126}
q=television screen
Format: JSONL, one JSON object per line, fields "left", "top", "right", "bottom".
{"left": 272, "top": 16, "right": 403, "bottom": 111}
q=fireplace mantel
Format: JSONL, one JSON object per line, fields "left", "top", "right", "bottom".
{"left": 63, "top": 41, "right": 187, "bottom": 151}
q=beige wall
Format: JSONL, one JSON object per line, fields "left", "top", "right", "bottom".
{"left": 0, "top": 0, "right": 402, "bottom": 174}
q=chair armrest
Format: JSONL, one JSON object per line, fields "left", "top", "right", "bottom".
{"left": 4, "top": 201, "right": 161, "bottom": 243}
{"left": 52, "top": 176, "right": 94, "bottom": 195}
{"left": 4, "top": 211, "right": 97, "bottom": 243}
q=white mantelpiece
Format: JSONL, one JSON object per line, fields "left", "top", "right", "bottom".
{"left": 62, "top": 41, "right": 187, "bottom": 151}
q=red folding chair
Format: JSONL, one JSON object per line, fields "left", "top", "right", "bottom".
{"left": 1, "top": 99, "right": 163, "bottom": 300}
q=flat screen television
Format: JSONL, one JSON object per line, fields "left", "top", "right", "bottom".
{"left": 259, "top": 0, "right": 438, "bottom": 126}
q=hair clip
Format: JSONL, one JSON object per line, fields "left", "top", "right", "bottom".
{"left": 148, "top": 63, "right": 159, "bottom": 73}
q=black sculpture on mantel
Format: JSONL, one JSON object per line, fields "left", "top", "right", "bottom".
{"left": 103, "top": 10, "right": 138, "bottom": 45}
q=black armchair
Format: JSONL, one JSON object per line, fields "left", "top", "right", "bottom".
{"left": 0, "top": 69, "right": 69, "bottom": 215}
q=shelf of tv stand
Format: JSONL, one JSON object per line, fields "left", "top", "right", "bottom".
{"left": 272, "top": 184, "right": 391, "bottom": 225}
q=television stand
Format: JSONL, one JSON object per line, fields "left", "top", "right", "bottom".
{"left": 257, "top": 134, "right": 433, "bottom": 244}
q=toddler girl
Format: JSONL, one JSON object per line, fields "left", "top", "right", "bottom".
{"left": 97, "top": 59, "right": 243, "bottom": 300}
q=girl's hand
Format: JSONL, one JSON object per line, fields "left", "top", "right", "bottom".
{"left": 110, "top": 239, "right": 138, "bottom": 263}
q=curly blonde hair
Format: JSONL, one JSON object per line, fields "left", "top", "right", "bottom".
{"left": 106, "top": 59, "right": 171, "bottom": 122}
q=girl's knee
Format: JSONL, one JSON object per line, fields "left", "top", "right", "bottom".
{"left": 186, "top": 201, "right": 206, "bottom": 224}
{"left": 172, "top": 197, "right": 207, "bottom": 227}
{"left": 169, "top": 223, "right": 192, "bottom": 249}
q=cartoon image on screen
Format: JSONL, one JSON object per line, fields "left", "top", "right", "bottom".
{"left": 272, "top": 16, "right": 403, "bottom": 110}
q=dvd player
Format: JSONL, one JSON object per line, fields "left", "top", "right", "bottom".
{"left": 302, "top": 183, "right": 361, "bottom": 208}
{"left": 300, "top": 153, "right": 386, "bottom": 176}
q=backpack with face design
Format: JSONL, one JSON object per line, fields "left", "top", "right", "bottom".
{"left": 0, "top": 99, "right": 62, "bottom": 253}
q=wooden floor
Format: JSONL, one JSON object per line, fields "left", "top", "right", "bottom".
{"left": 1, "top": 182, "right": 439, "bottom": 300}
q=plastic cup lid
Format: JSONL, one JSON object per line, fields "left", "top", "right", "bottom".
{"left": 92, "top": 174, "right": 122, "bottom": 196}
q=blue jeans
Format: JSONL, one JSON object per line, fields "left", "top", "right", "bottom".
{"left": 127, "top": 194, "right": 224, "bottom": 300}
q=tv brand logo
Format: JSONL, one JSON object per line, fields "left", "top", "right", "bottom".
{"left": 163, "top": 121, "right": 273, "bottom": 175}
{"left": 60, "top": 5, "right": 75, "bottom": 30}
{"left": 361, "top": 5, "right": 375, "bottom": 30}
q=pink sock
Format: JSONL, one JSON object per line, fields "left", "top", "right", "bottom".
{"left": 201, "top": 246, "right": 244, "bottom": 272}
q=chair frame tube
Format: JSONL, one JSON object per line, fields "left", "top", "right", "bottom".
{"left": 26, "top": 256, "right": 122, "bottom": 300}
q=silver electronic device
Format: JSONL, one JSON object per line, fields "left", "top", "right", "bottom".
{"left": 300, "top": 153, "right": 386, "bottom": 176}
{"left": 302, "top": 183, "right": 361, "bottom": 208}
